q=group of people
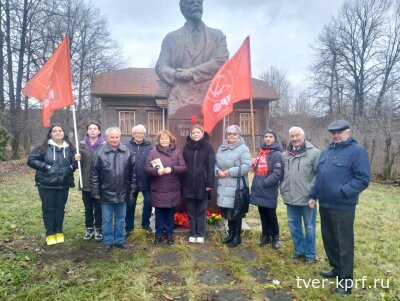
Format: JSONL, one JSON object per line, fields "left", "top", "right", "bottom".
{"left": 27, "top": 119, "right": 370, "bottom": 296}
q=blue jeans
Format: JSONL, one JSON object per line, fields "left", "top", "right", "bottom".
{"left": 155, "top": 207, "right": 175, "bottom": 236}
{"left": 101, "top": 201, "right": 127, "bottom": 246}
{"left": 286, "top": 204, "right": 316, "bottom": 259}
{"left": 125, "top": 190, "right": 152, "bottom": 232}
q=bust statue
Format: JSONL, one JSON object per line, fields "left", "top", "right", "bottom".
{"left": 155, "top": 0, "right": 229, "bottom": 118}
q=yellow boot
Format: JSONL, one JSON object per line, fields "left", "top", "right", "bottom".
{"left": 55, "top": 233, "right": 64, "bottom": 244}
{"left": 46, "top": 235, "right": 57, "bottom": 246}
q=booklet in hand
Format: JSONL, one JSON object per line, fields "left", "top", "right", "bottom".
{"left": 151, "top": 158, "right": 164, "bottom": 170}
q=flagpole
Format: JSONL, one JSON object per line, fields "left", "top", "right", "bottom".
{"left": 247, "top": 37, "right": 256, "bottom": 157}
{"left": 72, "top": 104, "right": 83, "bottom": 188}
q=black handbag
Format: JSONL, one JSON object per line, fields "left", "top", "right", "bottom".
{"left": 234, "top": 173, "right": 250, "bottom": 218}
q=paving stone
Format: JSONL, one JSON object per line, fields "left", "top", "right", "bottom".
{"left": 263, "top": 289, "right": 292, "bottom": 301}
{"left": 155, "top": 270, "right": 185, "bottom": 286}
{"left": 191, "top": 249, "right": 223, "bottom": 264}
{"left": 248, "top": 266, "right": 271, "bottom": 284}
{"left": 206, "top": 289, "right": 252, "bottom": 301}
{"left": 153, "top": 251, "right": 178, "bottom": 266}
{"left": 197, "top": 268, "right": 234, "bottom": 285}
{"left": 234, "top": 249, "right": 257, "bottom": 262}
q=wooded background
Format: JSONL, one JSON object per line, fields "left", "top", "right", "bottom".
{"left": 0, "top": 0, "right": 399, "bottom": 180}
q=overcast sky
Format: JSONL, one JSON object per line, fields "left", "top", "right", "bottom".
{"left": 93, "top": 0, "right": 347, "bottom": 86}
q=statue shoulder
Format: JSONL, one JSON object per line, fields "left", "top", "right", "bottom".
{"left": 204, "top": 24, "right": 226, "bottom": 39}
{"left": 163, "top": 26, "right": 185, "bottom": 40}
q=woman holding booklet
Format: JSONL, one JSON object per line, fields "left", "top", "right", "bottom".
{"left": 145, "top": 130, "right": 186, "bottom": 245}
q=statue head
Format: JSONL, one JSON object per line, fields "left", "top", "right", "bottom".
{"left": 180, "top": 0, "right": 203, "bottom": 23}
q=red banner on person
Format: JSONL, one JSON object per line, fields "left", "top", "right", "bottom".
{"left": 202, "top": 36, "right": 252, "bottom": 134}
{"left": 22, "top": 36, "right": 74, "bottom": 127}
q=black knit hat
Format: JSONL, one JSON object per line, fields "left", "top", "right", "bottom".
{"left": 263, "top": 129, "right": 277, "bottom": 140}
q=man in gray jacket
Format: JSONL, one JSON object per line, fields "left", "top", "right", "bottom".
{"left": 280, "top": 127, "right": 320, "bottom": 264}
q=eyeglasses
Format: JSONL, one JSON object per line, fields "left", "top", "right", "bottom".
{"left": 226, "top": 132, "right": 238, "bottom": 136}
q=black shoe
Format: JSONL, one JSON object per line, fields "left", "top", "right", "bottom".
{"left": 115, "top": 243, "right": 127, "bottom": 250}
{"left": 291, "top": 253, "right": 305, "bottom": 260}
{"left": 271, "top": 237, "right": 280, "bottom": 250}
{"left": 103, "top": 244, "right": 112, "bottom": 253}
{"left": 221, "top": 231, "right": 234, "bottom": 244}
{"left": 228, "top": 236, "right": 241, "bottom": 248}
{"left": 142, "top": 226, "right": 152, "bottom": 233}
{"left": 258, "top": 235, "right": 272, "bottom": 247}
{"left": 334, "top": 287, "right": 352, "bottom": 296}
{"left": 154, "top": 234, "right": 162, "bottom": 246}
{"left": 320, "top": 270, "right": 338, "bottom": 278}
{"left": 167, "top": 234, "right": 174, "bottom": 245}
{"left": 305, "top": 257, "right": 316, "bottom": 264}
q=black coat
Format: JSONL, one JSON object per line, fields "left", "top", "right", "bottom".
{"left": 250, "top": 141, "right": 284, "bottom": 208}
{"left": 27, "top": 143, "right": 77, "bottom": 189}
{"left": 182, "top": 133, "right": 215, "bottom": 200}
{"left": 90, "top": 143, "right": 137, "bottom": 204}
{"left": 125, "top": 139, "right": 153, "bottom": 191}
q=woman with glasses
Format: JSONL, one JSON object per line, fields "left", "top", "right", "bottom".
{"left": 215, "top": 125, "right": 252, "bottom": 247}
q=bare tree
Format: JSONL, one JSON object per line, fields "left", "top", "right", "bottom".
{"left": 0, "top": 0, "right": 125, "bottom": 157}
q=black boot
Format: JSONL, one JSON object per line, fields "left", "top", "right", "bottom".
{"left": 228, "top": 219, "right": 242, "bottom": 248}
{"left": 222, "top": 220, "right": 235, "bottom": 244}
{"left": 271, "top": 236, "right": 280, "bottom": 250}
{"left": 258, "top": 234, "right": 272, "bottom": 247}
{"left": 167, "top": 234, "right": 174, "bottom": 245}
{"left": 154, "top": 234, "right": 162, "bottom": 246}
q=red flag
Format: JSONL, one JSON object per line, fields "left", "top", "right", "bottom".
{"left": 202, "top": 36, "right": 252, "bottom": 133}
{"left": 22, "top": 36, "right": 74, "bottom": 127}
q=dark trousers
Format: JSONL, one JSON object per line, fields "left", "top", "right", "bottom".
{"left": 186, "top": 198, "right": 208, "bottom": 237}
{"left": 38, "top": 187, "right": 69, "bottom": 236}
{"left": 320, "top": 207, "right": 355, "bottom": 281}
{"left": 82, "top": 191, "right": 102, "bottom": 228}
{"left": 125, "top": 190, "right": 152, "bottom": 232}
{"left": 154, "top": 207, "right": 175, "bottom": 236}
{"left": 258, "top": 206, "right": 279, "bottom": 238}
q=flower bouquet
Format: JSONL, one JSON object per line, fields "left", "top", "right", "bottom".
{"left": 174, "top": 212, "right": 190, "bottom": 229}
{"left": 206, "top": 211, "right": 222, "bottom": 224}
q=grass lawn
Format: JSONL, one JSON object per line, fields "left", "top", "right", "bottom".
{"left": 0, "top": 159, "right": 399, "bottom": 300}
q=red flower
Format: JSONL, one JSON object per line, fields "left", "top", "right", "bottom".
{"left": 174, "top": 212, "right": 190, "bottom": 229}
{"left": 191, "top": 115, "right": 197, "bottom": 125}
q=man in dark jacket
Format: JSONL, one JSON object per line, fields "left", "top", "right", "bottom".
{"left": 125, "top": 124, "right": 153, "bottom": 235}
{"left": 90, "top": 127, "right": 137, "bottom": 252}
{"left": 310, "top": 120, "right": 370, "bottom": 296}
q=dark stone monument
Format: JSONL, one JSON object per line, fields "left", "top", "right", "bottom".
{"left": 155, "top": 0, "right": 230, "bottom": 211}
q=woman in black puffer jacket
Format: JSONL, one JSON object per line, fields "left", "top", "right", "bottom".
{"left": 250, "top": 129, "right": 284, "bottom": 250}
{"left": 182, "top": 124, "right": 215, "bottom": 244}
{"left": 27, "top": 123, "right": 77, "bottom": 246}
